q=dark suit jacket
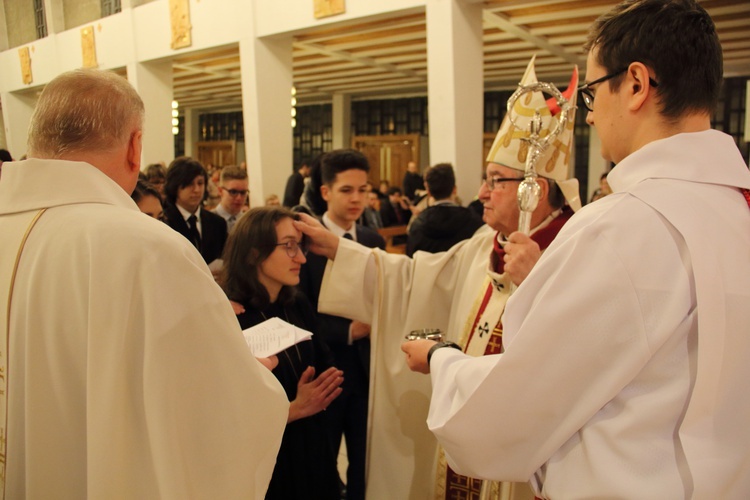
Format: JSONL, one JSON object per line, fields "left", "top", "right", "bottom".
{"left": 380, "top": 201, "right": 411, "bottom": 227}
{"left": 299, "top": 223, "right": 385, "bottom": 380}
{"left": 283, "top": 171, "right": 305, "bottom": 207}
{"left": 163, "top": 203, "right": 228, "bottom": 264}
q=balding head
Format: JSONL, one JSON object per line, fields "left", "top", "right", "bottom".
{"left": 28, "top": 69, "right": 144, "bottom": 159}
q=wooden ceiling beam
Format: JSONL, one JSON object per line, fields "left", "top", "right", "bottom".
{"left": 294, "top": 41, "right": 426, "bottom": 81}
{"left": 483, "top": 10, "right": 584, "bottom": 66}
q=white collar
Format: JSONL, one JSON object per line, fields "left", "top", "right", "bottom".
{"left": 322, "top": 212, "right": 356, "bottom": 241}
{"left": 176, "top": 203, "right": 200, "bottom": 222}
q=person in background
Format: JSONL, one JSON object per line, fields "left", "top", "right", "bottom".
{"left": 380, "top": 186, "right": 412, "bottom": 227}
{"left": 163, "top": 157, "right": 228, "bottom": 265}
{"left": 283, "top": 159, "right": 311, "bottom": 208}
{"left": 360, "top": 188, "right": 384, "bottom": 230}
{"left": 144, "top": 163, "right": 167, "bottom": 200}
{"left": 301, "top": 154, "right": 328, "bottom": 216}
{"left": 131, "top": 179, "right": 164, "bottom": 220}
{"left": 265, "top": 193, "right": 281, "bottom": 206}
{"left": 222, "top": 206, "right": 343, "bottom": 500}
{"left": 213, "top": 165, "right": 249, "bottom": 233}
{"left": 589, "top": 171, "right": 612, "bottom": 202}
{"left": 402, "top": 160, "right": 424, "bottom": 203}
{"left": 0, "top": 68, "right": 287, "bottom": 499}
{"left": 377, "top": 179, "right": 390, "bottom": 201}
{"left": 406, "top": 163, "right": 483, "bottom": 257}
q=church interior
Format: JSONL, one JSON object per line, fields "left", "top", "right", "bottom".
{"left": 1, "top": 0, "right": 748, "bottom": 206}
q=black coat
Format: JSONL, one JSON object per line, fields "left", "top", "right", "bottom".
{"left": 236, "top": 296, "right": 339, "bottom": 500}
{"left": 163, "top": 203, "right": 227, "bottom": 264}
{"left": 406, "top": 203, "right": 484, "bottom": 256}
{"left": 283, "top": 171, "right": 305, "bottom": 207}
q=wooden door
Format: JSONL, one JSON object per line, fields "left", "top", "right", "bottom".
{"left": 196, "top": 140, "right": 236, "bottom": 168}
{"left": 351, "top": 134, "right": 420, "bottom": 191}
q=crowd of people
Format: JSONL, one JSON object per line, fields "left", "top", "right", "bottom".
{"left": 1, "top": 1, "right": 749, "bottom": 499}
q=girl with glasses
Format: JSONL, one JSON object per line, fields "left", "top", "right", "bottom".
{"left": 222, "top": 206, "right": 343, "bottom": 499}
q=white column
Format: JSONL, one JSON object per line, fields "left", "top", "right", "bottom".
{"left": 42, "top": 0, "right": 65, "bottom": 34}
{"left": 1, "top": 90, "right": 37, "bottom": 158}
{"left": 126, "top": 60, "right": 175, "bottom": 168}
{"left": 239, "top": 35, "right": 294, "bottom": 208}
{"left": 332, "top": 92, "right": 351, "bottom": 149}
{"left": 426, "top": 0, "right": 484, "bottom": 204}
{"left": 0, "top": 0, "right": 9, "bottom": 52}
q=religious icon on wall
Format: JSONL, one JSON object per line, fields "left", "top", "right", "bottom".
{"left": 19, "top": 47, "right": 32, "bottom": 85}
{"left": 81, "top": 26, "right": 98, "bottom": 69}
{"left": 314, "top": 0, "right": 345, "bottom": 19}
{"left": 169, "top": 0, "right": 192, "bottom": 50}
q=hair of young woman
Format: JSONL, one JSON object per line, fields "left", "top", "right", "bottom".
{"left": 131, "top": 179, "right": 162, "bottom": 204}
{"left": 221, "top": 206, "right": 300, "bottom": 310}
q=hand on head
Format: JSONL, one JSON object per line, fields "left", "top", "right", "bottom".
{"left": 293, "top": 213, "right": 341, "bottom": 260}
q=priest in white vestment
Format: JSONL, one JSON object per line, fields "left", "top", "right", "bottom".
{"left": 296, "top": 57, "right": 581, "bottom": 499}
{"left": 403, "top": 1, "right": 750, "bottom": 498}
{"left": 0, "top": 69, "right": 289, "bottom": 499}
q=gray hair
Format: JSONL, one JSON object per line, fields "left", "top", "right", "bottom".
{"left": 27, "top": 69, "right": 144, "bottom": 158}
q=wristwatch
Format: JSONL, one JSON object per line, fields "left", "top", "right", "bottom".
{"left": 427, "top": 341, "right": 462, "bottom": 365}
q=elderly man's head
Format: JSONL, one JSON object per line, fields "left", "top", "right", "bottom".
{"left": 27, "top": 69, "right": 145, "bottom": 192}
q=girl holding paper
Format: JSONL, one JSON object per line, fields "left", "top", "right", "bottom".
{"left": 222, "top": 206, "right": 343, "bottom": 500}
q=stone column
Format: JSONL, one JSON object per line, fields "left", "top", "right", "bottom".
{"left": 239, "top": 35, "right": 294, "bottom": 208}
{"left": 127, "top": 60, "right": 175, "bottom": 168}
{"left": 426, "top": 0, "right": 484, "bottom": 204}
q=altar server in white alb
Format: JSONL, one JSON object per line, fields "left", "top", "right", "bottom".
{"left": 401, "top": 0, "right": 750, "bottom": 498}
{"left": 294, "top": 59, "right": 581, "bottom": 499}
{"left": 0, "top": 69, "right": 289, "bottom": 498}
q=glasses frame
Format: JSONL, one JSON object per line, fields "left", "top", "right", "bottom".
{"left": 222, "top": 187, "right": 249, "bottom": 198}
{"left": 274, "top": 239, "right": 308, "bottom": 258}
{"left": 578, "top": 67, "right": 659, "bottom": 112}
{"left": 484, "top": 176, "right": 526, "bottom": 191}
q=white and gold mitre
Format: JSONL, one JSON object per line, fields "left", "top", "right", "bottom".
{"left": 486, "top": 55, "right": 581, "bottom": 210}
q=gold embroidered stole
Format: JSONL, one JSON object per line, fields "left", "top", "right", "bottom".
{"left": 0, "top": 209, "right": 47, "bottom": 496}
{"left": 435, "top": 272, "right": 511, "bottom": 500}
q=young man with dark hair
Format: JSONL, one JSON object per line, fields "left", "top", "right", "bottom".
{"left": 299, "top": 148, "right": 385, "bottom": 500}
{"left": 400, "top": 1, "right": 750, "bottom": 497}
{"left": 406, "top": 163, "right": 483, "bottom": 257}
{"left": 163, "top": 156, "right": 228, "bottom": 265}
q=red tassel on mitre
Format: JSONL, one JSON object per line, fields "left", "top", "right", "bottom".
{"left": 546, "top": 66, "right": 579, "bottom": 116}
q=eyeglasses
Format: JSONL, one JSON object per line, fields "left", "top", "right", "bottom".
{"left": 222, "top": 188, "right": 249, "bottom": 198}
{"left": 274, "top": 239, "right": 308, "bottom": 258}
{"left": 578, "top": 67, "right": 659, "bottom": 112}
{"left": 484, "top": 176, "right": 525, "bottom": 191}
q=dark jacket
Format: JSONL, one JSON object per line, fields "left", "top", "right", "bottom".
{"left": 283, "top": 171, "right": 305, "bottom": 207}
{"left": 402, "top": 171, "right": 424, "bottom": 202}
{"left": 163, "top": 203, "right": 228, "bottom": 264}
{"left": 406, "top": 202, "right": 484, "bottom": 256}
